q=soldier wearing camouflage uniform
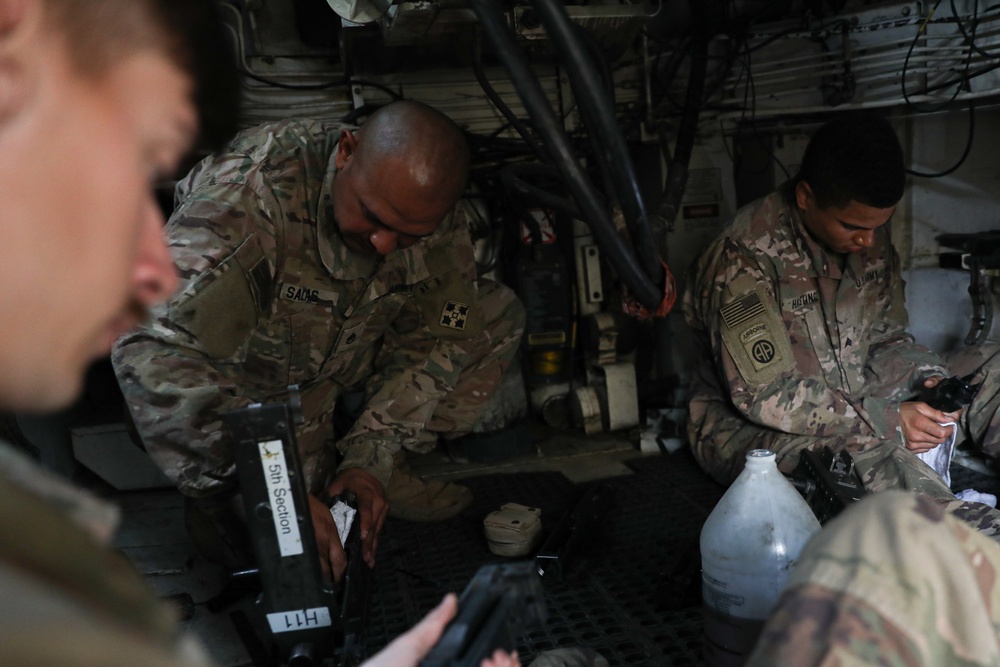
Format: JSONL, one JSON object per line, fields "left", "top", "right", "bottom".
{"left": 749, "top": 490, "right": 1000, "bottom": 666}
{"left": 112, "top": 101, "right": 525, "bottom": 577}
{"left": 682, "top": 112, "right": 1000, "bottom": 537}
{"left": 0, "top": 0, "right": 240, "bottom": 665}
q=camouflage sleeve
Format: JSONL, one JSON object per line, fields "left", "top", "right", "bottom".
{"left": 112, "top": 181, "right": 279, "bottom": 497}
{"left": 691, "top": 239, "right": 900, "bottom": 449}
{"left": 862, "top": 245, "right": 948, "bottom": 401}
{"left": 335, "top": 211, "right": 483, "bottom": 488}
{"left": 749, "top": 491, "right": 1000, "bottom": 667}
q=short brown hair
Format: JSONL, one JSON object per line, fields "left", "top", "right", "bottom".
{"left": 42, "top": 0, "right": 239, "bottom": 150}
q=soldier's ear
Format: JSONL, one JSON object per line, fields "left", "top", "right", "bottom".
{"left": 335, "top": 129, "right": 358, "bottom": 170}
{"left": 0, "top": 0, "right": 38, "bottom": 131}
{"left": 794, "top": 181, "right": 814, "bottom": 211}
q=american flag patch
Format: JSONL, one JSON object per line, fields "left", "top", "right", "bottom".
{"left": 721, "top": 291, "right": 765, "bottom": 329}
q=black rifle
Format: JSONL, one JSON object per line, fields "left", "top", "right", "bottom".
{"left": 919, "top": 372, "right": 981, "bottom": 412}
{"left": 223, "top": 388, "right": 372, "bottom": 667}
{"left": 419, "top": 562, "right": 547, "bottom": 667}
{"left": 534, "top": 482, "right": 615, "bottom": 580}
{"left": 789, "top": 447, "right": 866, "bottom": 524}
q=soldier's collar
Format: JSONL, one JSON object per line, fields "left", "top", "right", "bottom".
{"left": 317, "top": 163, "right": 380, "bottom": 279}
{"left": 788, "top": 204, "right": 844, "bottom": 279}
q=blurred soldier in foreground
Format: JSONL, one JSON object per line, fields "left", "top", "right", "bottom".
{"left": 0, "top": 0, "right": 235, "bottom": 663}
{"left": 750, "top": 490, "right": 1000, "bottom": 666}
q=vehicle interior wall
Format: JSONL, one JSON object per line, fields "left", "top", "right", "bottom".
{"left": 10, "top": 0, "right": 1000, "bottom": 478}
{"left": 215, "top": 0, "right": 1000, "bottom": 381}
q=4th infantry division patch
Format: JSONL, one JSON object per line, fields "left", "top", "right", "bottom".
{"left": 440, "top": 301, "right": 469, "bottom": 330}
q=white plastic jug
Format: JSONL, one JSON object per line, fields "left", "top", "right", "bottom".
{"left": 700, "top": 448, "right": 821, "bottom": 666}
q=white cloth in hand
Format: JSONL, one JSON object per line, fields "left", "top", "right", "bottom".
{"left": 916, "top": 421, "right": 957, "bottom": 488}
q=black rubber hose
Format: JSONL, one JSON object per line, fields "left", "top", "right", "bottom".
{"left": 658, "top": 33, "right": 708, "bottom": 227}
{"left": 472, "top": 35, "right": 549, "bottom": 164}
{"left": 570, "top": 26, "right": 619, "bottom": 220}
{"left": 531, "top": 0, "right": 665, "bottom": 291}
{"left": 574, "top": 22, "right": 616, "bottom": 107}
{"left": 499, "top": 163, "right": 584, "bottom": 219}
{"left": 469, "top": 0, "right": 662, "bottom": 309}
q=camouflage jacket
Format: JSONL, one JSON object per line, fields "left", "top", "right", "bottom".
{"left": 113, "top": 119, "right": 484, "bottom": 496}
{"left": 682, "top": 187, "right": 947, "bottom": 478}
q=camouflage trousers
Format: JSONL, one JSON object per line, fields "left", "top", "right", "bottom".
{"left": 404, "top": 279, "right": 526, "bottom": 448}
{"left": 748, "top": 490, "right": 1000, "bottom": 667}
{"left": 692, "top": 343, "right": 1000, "bottom": 542}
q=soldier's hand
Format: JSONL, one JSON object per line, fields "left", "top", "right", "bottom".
{"left": 307, "top": 494, "right": 347, "bottom": 583}
{"left": 326, "top": 468, "right": 387, "bottom": 569}
{"left": 360, "top": 594, "right": 521, "bottom": 667}
{"left": 900, "top": 400, "right": 960, "bottom": 454}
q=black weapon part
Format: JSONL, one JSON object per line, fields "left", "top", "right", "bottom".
{"left": 790, "top": 447, "right": 865, "bottom": 524}
{"left": 535, "top": 482, "right": 615, "bottom": 580}
{"left": 921, "top": 373, "right": 981, "bottom": 413}
{"left": 419, "top": 562, "right": 547, "bottom": 667}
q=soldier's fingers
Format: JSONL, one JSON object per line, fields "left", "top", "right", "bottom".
{"left": 905, "top": 441, "right": 937, "bottom": 454}
{"left": 905, "top": 410, "right": 949, "bottom": 440}
{"left": 923, "top": 420, "right": 953, "bottom": 442}
{"left": 357, "top": 493, "right": 377, "bottom": 537}
{"left": 367, "top": 532, "right": 379, "bottom": 568}
{"left": 362, "top": 594, "right": 457, "bottom": 666}
{"left": 354, "top": 497, "right": 379, "bottom": 564}
{"left": 329, "top": 539, "right": 347, "bottom": 583}
{"left": 308, "top": 495, "right": 341, "bottom": 582}
{"left": 913, "top": 403, "right": 948, "bottom": 423}
{"left": 367, "top": 502, "right": 387, "bottom": 567}
{"left": 362, "top": 525, "right": 378, "bottom": 566}
{"left": 325, "top": 475, "right": 346, "bottom": 497}
{"left": 373, "top": 496, "right": 389, "bottom": 535}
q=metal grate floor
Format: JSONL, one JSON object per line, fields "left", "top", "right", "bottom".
{"left": 359, "top": 449, "right": 724, "bottom": 666}
{"left": 112, "top": 441, "right": 1000, "bottom": 667}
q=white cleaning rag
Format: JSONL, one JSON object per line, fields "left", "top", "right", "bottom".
{"left": 957, "top": 488, "right": 998, "bottom": 507}
{"left": 916, "top": 422, "right": 957, "bottom": 488}
{"left": 915, "top": 422, "right": 998, "bottom": 507}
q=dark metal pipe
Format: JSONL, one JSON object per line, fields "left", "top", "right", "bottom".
{"left": 531, "top": 0, "right": 666, "bottom": 290}
{"left": 470, "top": 0, "right": 662, "bottom": 309}
{"left": 472, "top": 35, "right": 549, "bottom": 164}
{"left": 658, "top": 34, "right": 708, "bottom": 227}
{"left": 500, "top": 163, "right": 583, "bottom": 219}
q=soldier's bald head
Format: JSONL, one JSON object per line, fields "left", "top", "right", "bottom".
{"left": 354, "top": 101, "right": 471, "bottom": 209}
{"left": 330, "top": 101, "right": 470, "bottom": 255}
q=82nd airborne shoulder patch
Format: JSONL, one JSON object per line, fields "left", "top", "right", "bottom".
{"left": 440, "top": 300, "right": 470, "bottom": 331}
{"left": 718, "top": 288, "right": 793, "bottom": 385}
